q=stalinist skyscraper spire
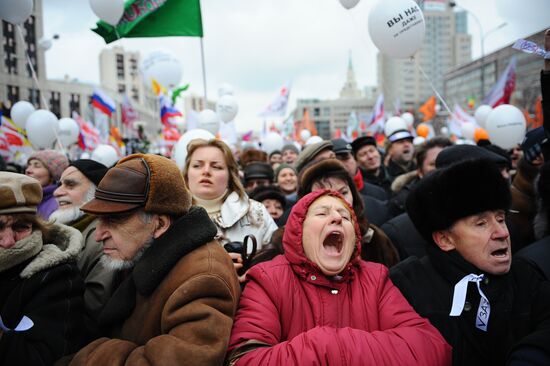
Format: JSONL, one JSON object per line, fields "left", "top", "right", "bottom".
{"left": 340, "top": 50, "right": 361, "bottom": 99}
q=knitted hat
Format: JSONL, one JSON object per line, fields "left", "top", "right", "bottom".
{"left": 81, "top": 154, "right": 191, "bottom": 216}
{"left": 0, "top": 172, "right": 42, "bottom": 214}
{"left": 351, "top": 136, "right": 377, "bottom": 157}
{"left": 331, "top": 138, "right": 353, "bottom": 155}
{"left": 275, "top": 163, "right": 296, "bottom": 181}
{"left": 249, "top": 185, "right": 286, "bottom": 210}
{"left": 27, "top": 150, "right": 69, "bottom": 182}
{"left": 244, "top": 162, "right": 274, "bottom": 183}
{"left": 521, "top": 127, "right": 548, "bottom": 163}
{"left": 406, "top": 159, "right": 511, "bottom": 243}
{"left": 70, "top": 159, "right": 109, "bottom": 186}
{"left": 281, "top": 144, "right": 300, "bottom": 155}
{"left": 294, "top": 140, "right": 333, "bottom": 173}
{"left": 435, "top": 144, "right": 509, "bottom": 169}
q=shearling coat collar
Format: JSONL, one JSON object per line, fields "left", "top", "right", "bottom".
{"left": 98, "top": 206, "right": 217, "bottom": 328}
{"left": 20, "top": 224, "right": 82, "bottom": 279}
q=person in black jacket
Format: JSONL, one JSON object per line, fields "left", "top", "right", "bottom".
{"left": 390, "top": 159, "right": 550, "bottom": 365}
{"left": 0, "top": 172, "right": 86, "bottom": 366}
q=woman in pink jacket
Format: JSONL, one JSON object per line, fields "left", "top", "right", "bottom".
{"left": 227, "top": 189, "right": 451, "bottom": 365}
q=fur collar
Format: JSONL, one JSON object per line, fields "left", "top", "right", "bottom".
{"left": 20, "top": 224, "right": 83, "bottom": 279}
{"left": 391, "top": 171, "right": 418, "bottom": 193}
{"left": 98, "top": 206, "right": 217, "bottom": 328}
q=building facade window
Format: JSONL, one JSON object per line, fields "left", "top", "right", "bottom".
{"left": 28, "top": 88, "right": 40, "bottom": 108}
{"left": 7, "top": 85, "right": 20, "bottom": 105}
{"left": 3, "top": 20, "right": 17, "bottom": 75}
{"left": 131, "top": 87, "right": 139, "bottom": 102}
{"left": 24, "top": 16, "right": 38, "bottom": 78}
{"left": 116, "top": 54, "right": 125, "bottom": 79}
{"left": 50, "top": 91, "right": 61, "bottom": 118}
{"left": 69, "top": 93, "right": 80, "bottom": 115}
{"left": 118, "top": 84, "right": 126, "bottom": 93}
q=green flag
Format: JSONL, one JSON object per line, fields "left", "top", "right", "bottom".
{"left": 93, "top": 0, "right": 203, "bottom": 44}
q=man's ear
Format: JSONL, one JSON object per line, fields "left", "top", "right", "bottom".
{"left": 153, "top": 214, "right": 172, "bottom": 239}
{"left": 432, "top": 230, "right": 456, "bottom": 252}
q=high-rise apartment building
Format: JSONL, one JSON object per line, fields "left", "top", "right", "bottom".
{"left": 377, "top": 0, "right": 471, "bottom": 113}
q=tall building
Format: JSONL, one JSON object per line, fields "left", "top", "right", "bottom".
{"left": 444, "top": 29, "right": 545, "bottom": 113}
{"left": 0, "top": 0, "right": 158, "bottom": 132}
{"left": 377, "top": 0, "right": 471, "bottom": 113}
{"left": 294, "top": 55, "right": 377, "bottom": 140}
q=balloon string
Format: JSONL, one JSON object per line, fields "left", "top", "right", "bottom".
{"left": 413, "top": 56, "right": 452, "bottom": 115}
{"left": 16, "top": 24, "right": 66, "bottom": 153}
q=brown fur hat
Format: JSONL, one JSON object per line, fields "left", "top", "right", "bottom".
{"left": 240, "top": 148, "right": 268, "bottom": 168}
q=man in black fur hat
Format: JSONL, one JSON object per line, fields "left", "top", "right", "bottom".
{"left": 390, "top": 159, "right": 550, "bottom": 365}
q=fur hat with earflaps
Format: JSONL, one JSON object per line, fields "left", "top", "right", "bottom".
{"left": 406, "top": 159, "right": 511, "bottom": 243}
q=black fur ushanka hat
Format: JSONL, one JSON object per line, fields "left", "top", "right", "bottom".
{"left": 406, "top": 159, "right": 511, "bottom": 243}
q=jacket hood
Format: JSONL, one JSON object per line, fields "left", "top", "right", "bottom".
{"left": 20, "top": 223, "right": 83, "bottom": 279}
{"left": 283, "top": 189, "right": 362, "bottom": 280}
{"left": 391, "top": 171, "right": 418, "bottom": 193}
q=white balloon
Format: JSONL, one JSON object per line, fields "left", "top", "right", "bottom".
{"left": 58, "top": 118, "right": 80, "bottom": 146}
{"left": 25, "top": 109, "right": 59, "bottom": 149}
{"left": 300, "top": 129, "right": 312, "bottom": 141}
{"left": 384, "top": 116, "right": 407, "bottom": 137}
{"left": 0, "top": 0, "right": 33, "bottom": 24}
{"left": 461, "top": 122, "right": 476, "bottom": 141}
{"left": 198, "top": 109, "right": 220, "bottom": 135}
{"left": 89, "top": 0, "right": 124, "bottom": 26}
{"left": 413, "top": 136, "right": 425, "bottom": 146}
{"left": 91, "top": 144, "right": 119, "bottom": 167}
{"left": 38, "top": 37, "right": 52, "bottom": 51}
{"left": 305, "top": 136, "right": 323, "bottom": 146}
{"left": 440, "top": 126, "right": 449, "bottom": 136}
{"left": 368, "top": 0, "right": 426, "bottom": 58}
{"left": 10, "top": 101, "right": 35, "bottom": 129}
{"left": 216, "top": 95, "right": 239, "bottom": 123}
{"left": 218, "top": 83, "right": 234, "bottom": 97}
{"left": 339, "top": 0, "right": 360, "bottom": 10}
{"left": 172, "top": 129, "right": 215, "bottom": 170}
{"left": 401, "top": 112, "right": 414, "bottom": 128}
{"left": 262, "top": 132, "right": 284, "bottom": 154}
{"left": 141, "top": 50, "right": 182, "bottom": 89}
{"left": 485, "top": 104, "right": 526, "bottom": 149}
{"left": 474, "top": 105, "right": 493, "bottom": 129}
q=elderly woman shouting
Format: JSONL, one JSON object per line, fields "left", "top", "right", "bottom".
{"left": 227, "top": 189, "right": 451, "bottom": 365}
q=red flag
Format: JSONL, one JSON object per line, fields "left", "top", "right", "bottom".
{"left": 483, "top": 56, "right": 516, "bottom": 107}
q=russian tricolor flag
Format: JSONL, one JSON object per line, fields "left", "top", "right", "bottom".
{"left": 159, "top": 95, "right": 182, "bottom": 126}
{"left": 92, "top": 89, "right": 116, "bottom": 117}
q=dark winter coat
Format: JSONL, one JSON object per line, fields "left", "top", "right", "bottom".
{"left": 516, "top": 235, "right": 550, "bottom": 280}
{"left": 388, "top": 171, "right": 419, "bottom": 217}
{"left": 390, "top": 245, "right": 550, "bottom": 366}
{"left": 0, "top": 224, "right": 86, "bottom": 366}
{"left": 360, "top": 166, "right": 393, "bottom": 193}
{"left": 381, "top": 212, "right": 429, "bottom": 259}
{"left": 69, "top": 206, "right": 241, "bottom": 366}
{"left": 385, "top": 159, "right": 416, "bottom": 182}
{"left": 227, "top": 190, "right": 451, "bottom": 365}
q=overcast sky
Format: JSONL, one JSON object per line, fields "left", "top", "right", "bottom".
{"left": 43, "top": 0, "right": 550, "bottom": 132}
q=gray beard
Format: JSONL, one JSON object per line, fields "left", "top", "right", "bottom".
{"left": 50, "top": 186, "right": 96, "bottom": 224}
{"left": 99, "top": 236, "right": 154, "bottom": 272}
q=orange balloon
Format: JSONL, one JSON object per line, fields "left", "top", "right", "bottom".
{"left": 416, "top": 124, "right": 429, "bottom": 138}
{"left": 474, "top": 127, "right": 489, "bottom": 142}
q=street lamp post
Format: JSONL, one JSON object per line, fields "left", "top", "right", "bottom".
{"left": 449, "top": 1, "right": 506, "bottom": 102}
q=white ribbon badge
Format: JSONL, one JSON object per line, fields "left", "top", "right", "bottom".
{"left": 0, "top": 315, "right": 34, "bottom": 332}
{"left": 449, "top": 274, "right": 490, "bottom": 332}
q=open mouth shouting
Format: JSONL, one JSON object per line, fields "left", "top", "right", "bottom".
{"left": 323, "top": 230, "right": 344, "bottom": 256}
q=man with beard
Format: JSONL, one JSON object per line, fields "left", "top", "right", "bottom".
{"left": 68, "top": 154, "right": 240, "bottom": 366}
{"left": 51, "top": 160, "right": 114, "bottom": 328}
{"left": 384, "top": 129, "right": 416, "bottom": 181}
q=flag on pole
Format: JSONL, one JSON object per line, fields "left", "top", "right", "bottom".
{"left": 483, "top": 56, "right": 516, "bottom": 107}
{"left": 302, "top": 108, "right": 318, "bottom": 136}
{"left": 452, "top": 104, "right": 478, "bottom": 126}
{"left": 259, "top": 82, "right": 291, "bottom": 117}
{"left": 91, "top": 89, "right": 116, "bottom": 117}
{"left": 73, "top": 112, "right": 101, "bottom": 151}
{"left": 367, "top": 94, "right": 384, "bottom": 134}
{"left": 121, "top": 94, "right": 138, "bottom": 126}
{"left": 346, "top": 111, "right": 359, "bottom": 139}
{"left": 418, "top": 96, "right": 436, "bottom": 122}
{"left": 92, "top": 0, "right": 203, "bottom": 44}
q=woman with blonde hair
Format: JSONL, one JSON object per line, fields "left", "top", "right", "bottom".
{"left": 182, "top": 139, "right": 277, "bottom": 279}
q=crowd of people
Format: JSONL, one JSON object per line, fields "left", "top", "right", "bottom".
{"left": 1, "top": 32, "right": 550, "bottom": 366}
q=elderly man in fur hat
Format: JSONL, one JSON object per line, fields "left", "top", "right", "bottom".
{"left": 50, "top": 160, "right": 115, "bottom": 330}
{"left": 68, "top": 154, "right": 240, "bottom": 366}
{"left": 390, "top": 159, "right": 550, "bottom": 365}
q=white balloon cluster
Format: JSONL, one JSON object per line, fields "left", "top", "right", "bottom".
{"left": 485, "top": 104, "right": 526, "bottom": 149}
{"left": 0, "top": 0, "right": 33, "bottom": 24}
{"left": 141, "top": 50, "right": 183, "bottom": 89}
{"left": 89, "top": 0, "right": 125, "bottom": 26}
{"left": 172, "top": 129, "right": 215, "bottom": 170}
{"left": 26, "top": 110, "right": 59, "bottom": 149}
{"left": 91, "top": 144, "right": 119, "bottom": 167}
{"left": 339, "top": 0, "right": 360, "bottom": 10}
